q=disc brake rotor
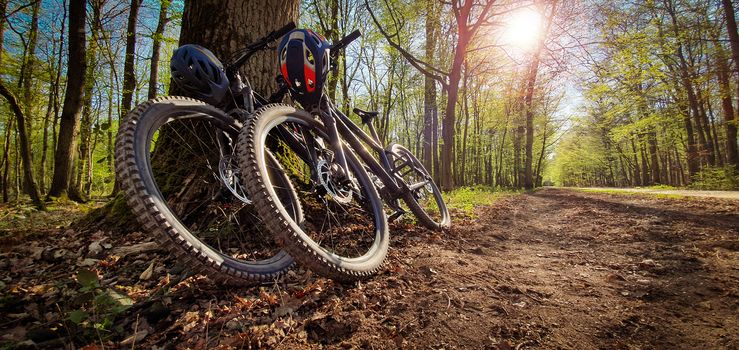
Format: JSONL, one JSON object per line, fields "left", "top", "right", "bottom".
{"left": 316, "top": 159, "right": 354, "bottom": 204}
{"left": 218, "top": 155, "right": 251, "bottom": 204}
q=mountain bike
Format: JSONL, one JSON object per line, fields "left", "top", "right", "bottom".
{"left": 114, "top": 23, "right": 300, "bottom": 284}
{"left": 237, "top": 30, "right": 450, "bottom": 281}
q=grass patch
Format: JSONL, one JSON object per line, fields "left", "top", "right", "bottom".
{"left": 0, "top": 198, "right": 106, "bottom": 240}
{"left": 575, "top": 188, "right": 686, "bottom": 199}
{"left": 635, "top": 184, "right": 679, "bottom": 190}
{"left": 443, "top": 186, "right": 518, "bottom": 216}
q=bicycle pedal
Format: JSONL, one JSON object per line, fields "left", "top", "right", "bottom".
{"left": 388, "top": 210, "right": 405, "bottom": 222}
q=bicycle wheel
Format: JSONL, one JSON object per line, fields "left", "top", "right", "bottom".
{"left": 388, "top": 144, "right": 450, "bottom": 230}
{"left": 238, "top": 104, "right": 389, "bottom": 281}
{"left": 115, "top": 96, "right": 299, "bottom": 284}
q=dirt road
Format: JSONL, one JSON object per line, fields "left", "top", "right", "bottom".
{"left": 1, "top": 188, "right": 737, "bottom": 349}
{"left": 314, "top": 188, "right": 738, "bottom": 349}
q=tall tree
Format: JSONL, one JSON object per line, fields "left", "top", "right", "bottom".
{"left": 422, "top": 0, "right": 439, "bottom": 179}
{"left": 147, "top": 0, "right": 171, "bottom": 99}
{"left": 368, "top": 0, "right": 495, "bottom": 190}
{"left": 20, "top": 0, "right": 40, "bottom": 151}
{"left": 721, "top": 0, "right": 739, "bottom": 167}
{"left": 48, "top": 0, "right": 87, "bottom": 199}
{"left": 523, "top": 0, "right": 557, "bottom": 189}
{"left": 121, "top": 0, "right": 143, "bottom": 115}
{"left": 0, "top": 82, "right": 45, "bottom": 209}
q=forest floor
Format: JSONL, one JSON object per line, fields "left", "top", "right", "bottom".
{"left": 0, "top": 188, "right": 737, "bottom": 349}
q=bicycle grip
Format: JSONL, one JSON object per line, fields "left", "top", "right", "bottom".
{"left": 332, "top": 30, "right": 362, "bottom": 53}
{"left": 271, "top": 22, "right": 296, "bottom": 41}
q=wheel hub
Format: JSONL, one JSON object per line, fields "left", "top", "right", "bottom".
{"left": 316, "top": 159, "right": 354, "bottom": 204}
{"left": 218, "top": 155, "right": 251, "bottom": 204}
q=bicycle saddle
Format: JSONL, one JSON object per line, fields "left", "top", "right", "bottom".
{"left": 353, "top": 108, "right": 379, "bottom": 124}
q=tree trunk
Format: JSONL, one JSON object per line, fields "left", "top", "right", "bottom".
{"left": 0, "top": 0, "right": 7, "bottom": 201}
{"left": 148, "top": 0, "right": 171, "bottom": 99}
{"left": 695, "top": 86, "right": 716, "bottom": 166}
{"left": 721, "top": 0, "right": 739, "bottom": 168}
{"left": 74, "top": 1, "right": 103, "bottom": 201}
{"left": 40, "top": 81, "right": 54, "bottom": 193}
{"left": 523, "top": 1, "right": 556, "bottom": 190}
{"left": 51, "top": 0, "right": 67, "bottom": 170}
{"left": 649, "top": 131, "right": 660, "bottom": 184}
{"left": 121, "top": 0, "right": 142, "bottom": 115}
{"left": 0, "top": 82, "right": 45, "bottom": 209}
{"left": 21, "top": 0, "right": 40, "bottom": 165}
{"left": 630, "top": 138, "right": 641, "bottom": 186}
{"left": 441, "top": 39, "right": 466, "bottom": 190}
{"left": 422, "top": 0, "right": 438, "bottom": 176}
{"left": 640, "top": 141, "right": 650, "bottom": 186}
{"left": 459, "top": 63, "right": 471, "bottom": 186}
{"left": 48, "top": 0, "right": 87, "bottom": 199}
{"left": 2, "top": 116, "right": 12, "bottom": 202}
{"left": 178, "top": 0, "right": 298, "bottom": 94}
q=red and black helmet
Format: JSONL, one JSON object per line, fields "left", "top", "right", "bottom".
{"left": 277, "top": 29, "right": 331, "bottom": 108}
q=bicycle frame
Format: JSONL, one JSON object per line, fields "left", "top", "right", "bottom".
{"left": 317, "top": 100, "right": 410, "bottom": 204}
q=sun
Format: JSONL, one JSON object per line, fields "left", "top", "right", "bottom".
{"left": 501, "top": 6, "right": 543, "bottom": 51}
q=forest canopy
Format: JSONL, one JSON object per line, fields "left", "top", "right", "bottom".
{"left": 0, "top": 0, "right": 737, "bottom": 210}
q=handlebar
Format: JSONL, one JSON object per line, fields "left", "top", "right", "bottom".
{"left": 226, "top": 21, "right": 296, "bottom": 76}
{"left": 256, "top": 21, "right": 297, "bottom": 49}
{"left": 331, "top": 30, "right": 361, "bottom": 58}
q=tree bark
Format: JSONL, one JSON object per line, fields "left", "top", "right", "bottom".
{"left": 721, "top": 0, "right": 739, "bottom": 167}
{"left": 74, "top": 1, "right": 103, "bottom": 200}
{"left": 121, "top": 0, "right": 142, "bottom": 115}
{"left": 648, "top": 131, "right": 660, "bottom": 184}
{"left": 178, "top": 0, "right": 299, "bottom": 95}
{"left": 0, "top": 0, "right": 8, "bottom": 201}
{"left": 21, "top": 0, "right": 40, "bottom": 161}
{"left": 422, "top": 0, "right": 438, "bottom": 177}
{"left": 48, "top": 0, "right": 87, "bottom": 199}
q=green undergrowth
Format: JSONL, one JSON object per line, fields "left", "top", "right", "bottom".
{"left": 443, "top": 186, "right": 519, "bottom": 216}
{"left": 0, "top": 197, "right": 105, "bottom": 240}
{"left": 634, "top": 184, "right": 679, "bottom": 190}
{"left": 576, "top": 188, "right": 686, "bottom": 199}
{"left": 689, "top": 166, "right": 739, "bottom": 190}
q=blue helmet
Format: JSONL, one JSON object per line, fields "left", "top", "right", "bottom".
{"left": 170, "top": 44, "right": 230, "bottom": 106}
{"left": 277, "top": 29, "right": 331, "bottom": 108}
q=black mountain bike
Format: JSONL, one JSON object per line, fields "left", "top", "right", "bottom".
{"left": 115, "top": 23, "right": 300, "bottom": 284}
{"left": 237, "top": 30, "right": 450, "bottom": 281}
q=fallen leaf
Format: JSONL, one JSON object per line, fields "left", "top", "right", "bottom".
{"left": 140, "top": 261, "right": 155, "bottom": 281}
{"left": 78, "top": 258, "right": 100, "bottom": 267}
{"left": 88, "top": 240, "right": 103, "bottom": 256}
{"left": 120, "top": 329, "right": 148, "bottom": 346}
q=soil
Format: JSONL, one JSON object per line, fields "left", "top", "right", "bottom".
{"left": 1, "top": 188, "right": 737, "bottom": 349}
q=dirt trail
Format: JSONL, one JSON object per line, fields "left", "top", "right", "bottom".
{"left": 332, "top": 188, "right": 738, "bottom": 349}
{"left": 1, "top": 189, "right": 737, "bottom": 349}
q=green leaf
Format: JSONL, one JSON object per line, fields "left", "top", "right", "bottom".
{"left": 77, "top": 269, "right": 99, "bottom": 289}
{"left": 69, "top": 310, "right": 89, "bottom": 324}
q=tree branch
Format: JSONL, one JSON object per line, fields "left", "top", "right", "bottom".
{"left": 365, "top": 0, "right": 449, "bottom": 87}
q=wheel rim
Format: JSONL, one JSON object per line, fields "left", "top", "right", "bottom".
{"left": 257, "top": 116, "right": 385, "bottom": 262}
{"left": 143, "top": 113, "right": 290, "bottom": 266}
{"left": 392, "top": 147, "right": 449, "bottom": 226}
